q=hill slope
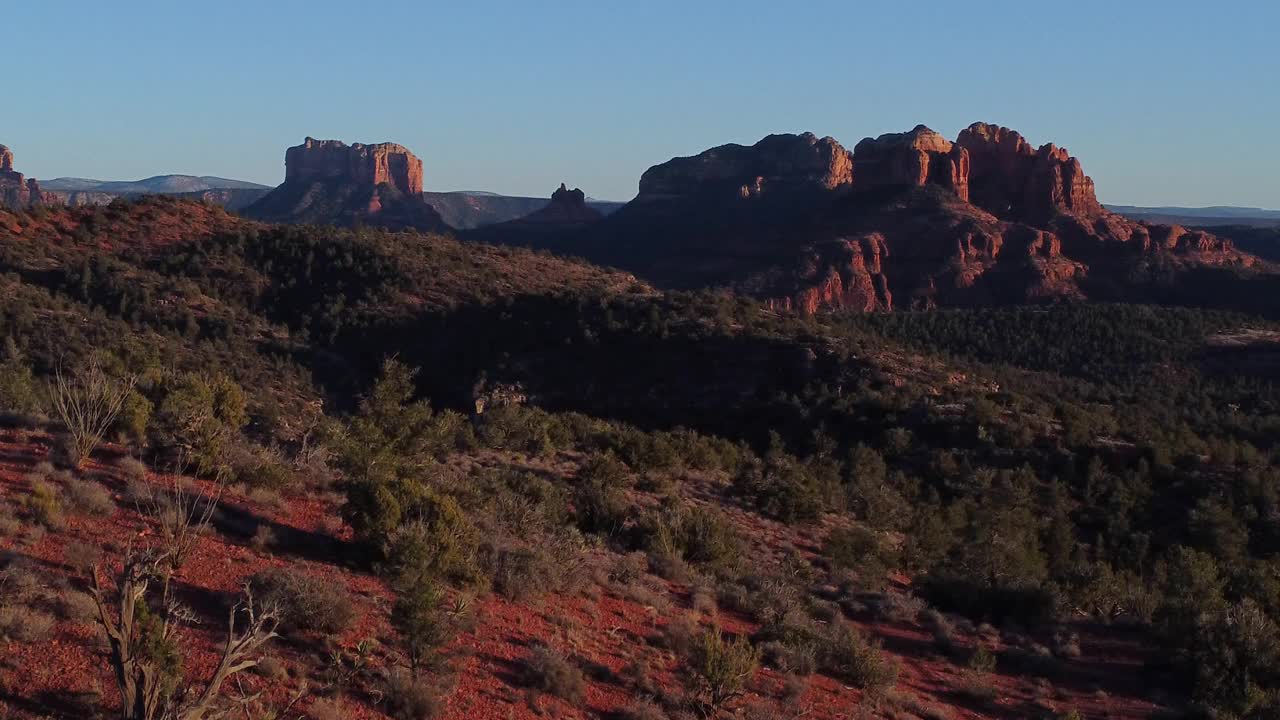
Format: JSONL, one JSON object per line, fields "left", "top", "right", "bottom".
{"left": 0, "top": 198, "right": 1278, "bottom": 720}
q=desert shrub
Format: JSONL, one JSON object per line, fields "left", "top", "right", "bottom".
{"left": 1000, "top": 642, "right": 1059, "bottom": 678}
{"left": 523, "top": 644, "right": 586, "bottom": 704}
{"left": 865, "top": 590, "right": 926, "bottom": 624}
{"left": 148, "top": 371, "right": 248, "bottom": 478}
{"left": 0, "top": 503, "right": 21, "bottom": 535}
{"left": 63, "top": 540, "right": 103, "bottom": 572}
{"left": 732, "top": 438, "right": 836, "bottom": 523}
{"left": 476, "top": 405, "right": 570, "bottom": 456}
{"left": 820, "top": 623, "right": 899, "bottom": 696}
{"left": 620, "top": 698, "right": 669, "bottom": 720}
{"left": 659, "top": 613, "right": 700, "bottom": 656}
{"left": 57, "top": 588, "right": 100, "bottom": 622}
{"left": 823, "top": 526, "right": 896, "bottom": 589}
{"left": 573, "top": 453, "right": 630, "bottom": 536}
{"left": 383, "top": 668, "right": 446, "bottom": 720}
{"left": 249, "top": 568, "right": 355, "bottom": 635}
{"left": 487, "top": 545, "right": 552, "bottom": 601}
{"left": 116, "top": 455, "right": 149, "bottom": 483}
{"left": 332, "top": 360, "right": 466, "bottom": 551}
{"left": 46, "top": 358, "right": 138, "bottom": 468}
{"left": 392, "top": 578, "right": 453, "bottom": 676}
{"left": 1180, "top": 599, "right": 1280, "bottom": 717}
{"left": 918, "top": 575, "right": 1057, "bottom": 628}
{"left": 685, "top": 629, "right": 760, "bottom": 716}
{"left": 759, "top": 638, "right": 818, "bottom": 676}
{"left": 232, "top": 448, "right": 296, "bottom": 492}
{"left": 0, "top": 340, "right": 42, "bottom": 418}
{"left": 0, "top": 605, "right": 56, "bottom": 642}
{"left": 113, "top": 388, "right": 153, "bottom": 444}
{"left": 62, "top": 476, "right": 116, "bottom": 517}
{"left": 638, "top": 503, "right": 741, "bottom": 571}
{"left": 967, "top": 645, "right": 997, "bottom": 674}
{"left": 385, "top": 488, "right": 479, "bottom": 585}
{"left": 23, "top": 479, "right": 65, "bottom": 529}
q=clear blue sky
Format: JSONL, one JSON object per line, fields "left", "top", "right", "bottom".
{"left": 7, "top": 1, "right": 1278, "bottom": 205}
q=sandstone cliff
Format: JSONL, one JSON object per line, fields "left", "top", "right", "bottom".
{"left": 637, "top": 132, "right": 853, "bottom": 201}
{"left": 244, "top": 138, "right": 446, "bottom": 231}
{"left": 555, "top": 122, "right": 1261, "bottom": 314}
{"left": 0, "top": 145, "right": 56, "bottom": 210}
{"left": 852, "top": 125, "right": 970, "bottom": 201}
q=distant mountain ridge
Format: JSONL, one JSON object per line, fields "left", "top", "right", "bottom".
{"left": 424, "top": 191, "right": 624, "bottom": 229}
{"left": 41, "top": 175, "right": 270, "bottom": 194}
{"left": 1108, "top": 204, "right": 1280, "bottom": 228}
{"left": 1107, "top": 204, "right": 1280, "bottom": 219}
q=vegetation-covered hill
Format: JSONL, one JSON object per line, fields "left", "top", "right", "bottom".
{"left": 0, "top": 197, "right": 1278, "bottom": 720}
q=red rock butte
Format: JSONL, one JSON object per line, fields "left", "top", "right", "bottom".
{"left": 0, "top": 143, "right": 55, "bottom": 210}
{"left": 284, "top": 137, "right": 424, "bottom": 195}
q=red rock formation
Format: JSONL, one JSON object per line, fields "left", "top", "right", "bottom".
{"left": 572, "top": 123, "right": 1263, "bottom": 318}
{"left": 509, "top": 184, "right": 603, "bottom": 226}
{"left": 852, "top": 125, "right": 970, "bottom": 201}
{"left": 244, "top": 138, "right": 446, "bottom": 231}
{"left": 638, "top": 132, "right": 853, "bottom": 200}
{"left": 0, "top": 144, "right": 56, "bottom": 210}
{"left": 285, "top": 137, "right": 423, "bottom": 195}
{"left": 955, "top": 122, "right": 1102, "bottom": 223}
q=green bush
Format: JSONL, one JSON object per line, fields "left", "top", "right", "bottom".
{"left": 476, "top": 405, "right": 569, "bottom": 456}
{"left": 573, "top": 453, "right": 630, "bottom": 536}
{"left": 731, "top": 441, "right": 836, "bottom": 523}
{"left": 0, "top": 339, "right": 42, "bottom": 418}
{"left": 333, "top": 360, "right": 468, "bottom": 552}
{"left": 391, "top": 578, "right": 453, "bottom": 675}
{"left": 385, "top": 488, "right": 479, "bottom": 585}
{"left": 148, "top": 371, "right": 248, "bottom": 477}
{"left": 820, "top": 624, "right": 899, "bottom": 696}
{"left": 824, "top": 526, "right": 896, "bottom": 590}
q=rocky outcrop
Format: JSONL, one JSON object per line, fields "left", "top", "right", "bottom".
{"left": 476, "top": 122, "right": 1267, "bottom": 316}
{"left": 0, "top": 144, "right": 56, "bottom": 210}
{"left": 638, "top": 132, "right": 853, "bottom": 201}
{"left": 244, "top": 138, "right": 446, "bottom": 231}
{"left": 852, "top": 125, "right": 970, "bottom": 201}
{"left": 955, "top": 122, "right": 1102, "bottom": 224}
{"left": 508, "top": 184, "right": 603, "bottom": 226}
{"left": 768, "top": 234, "right": 892, "bottom": 313}
{"left": 284, "top": 137, "right": 424, "bottom": 196}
